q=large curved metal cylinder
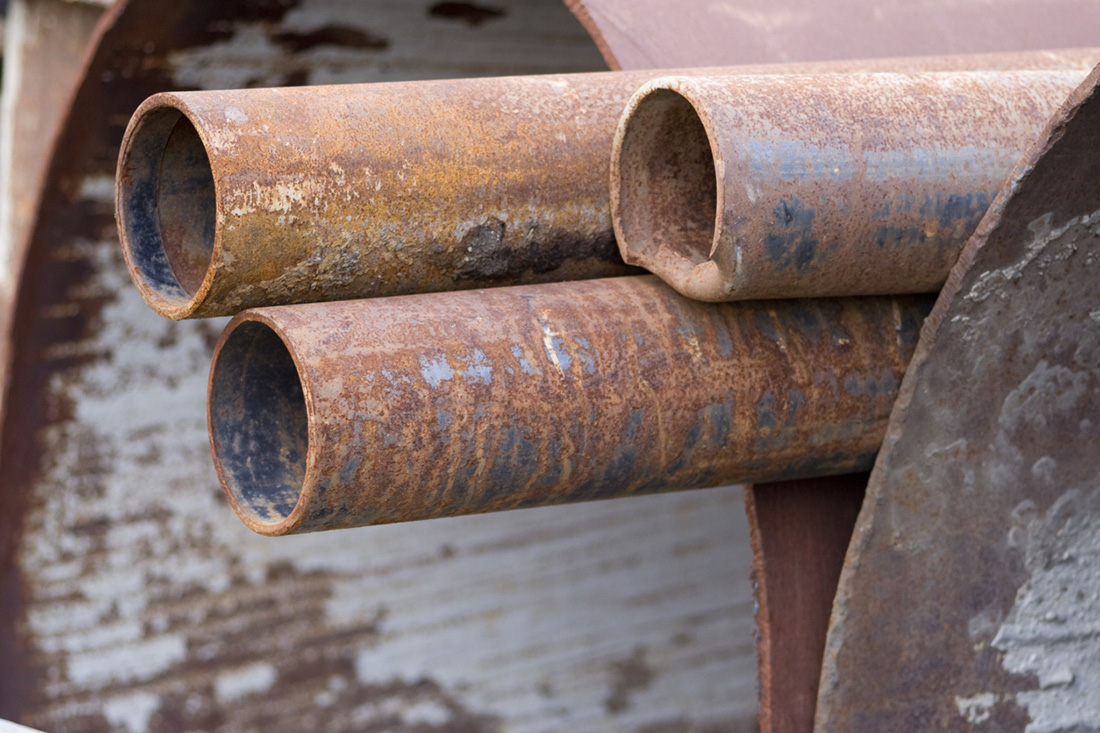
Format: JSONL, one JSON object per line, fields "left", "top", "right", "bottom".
{"left": 116, "top": 72, "right": 667, "bottom": 320}
{"left": 208, "top": 276, "right": 932, "bottom": 536}
{"left": 611, "top": 69, "right": 1086, "bottom": 302}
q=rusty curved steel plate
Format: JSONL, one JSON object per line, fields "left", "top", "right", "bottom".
{"left": 816, "top": 65, "right": 1100, "bottom": 730}
{"left": 566, "top": 0, "right": 1100, "bottom": 71}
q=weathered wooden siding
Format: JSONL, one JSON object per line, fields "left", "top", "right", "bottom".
{"left": 0, "top": 1, "right": 761, "bottom": 730}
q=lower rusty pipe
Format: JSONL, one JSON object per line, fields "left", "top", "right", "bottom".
{"left": 118, "top": 52, "right": 1097, "bottom": 320}
{"left": 208, "top": 276, "right": 931, "bottom": 535}
{"left": 611, "top": 68, "right": 1088, "bottom": 302}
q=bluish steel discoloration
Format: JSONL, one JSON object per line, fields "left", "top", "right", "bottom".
{"left": 419, "top": 355, "right": 455, "bottom": 387}
{"left": 764, "top": 198, "right": 818, "bottom": 272}
{"left": 208, "top": 277, "right": 931, "bottom": 534}
{"left": 872, "top": 191, "right": 994, "bottom": 250}
{"left": 842, "top": 369, "right": 900, "bottom": 399}
{"left": 613, "top": 70, "right": 1084, "bottom": 301}
{"left": 435, "top": 408, "right": 453, "bottom": 431}
{"left": 572, "top": 339, "right": 597, "bottom": 376}
{"left": 602, "top": 408, "right": 646, "bottom": 497}
{"left": 510, "top": 344, "right": 541, "bottom": 376}
{"left": 116, "top": 108, "right": 195, "bottom": 303}
{"left": 756, "top": 391, "right": 780, "bottom": 432}
{"left": 460, "top": 349, "right": 493, "bottom": 385}
{"left": 743, "top": 140, "right": 855, "bottom": 183}
{"left": 753, "top": 389, "right": 806, "bottom": 454}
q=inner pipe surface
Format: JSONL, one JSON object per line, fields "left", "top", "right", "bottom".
{"left": 118, "top": 106, "right": 215, "bottom": 307}
{"left": 209, "top": 320, "right": 309, "bottom": 528}
{"left": 617, "top": 88, "right": 718, "bottom": 263}
{"left": 158, "top": 116, "right": 216, "bottom": 295}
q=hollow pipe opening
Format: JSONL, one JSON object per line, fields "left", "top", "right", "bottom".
{"left": 615, "top": 87, "right": 718, "bottom": 265}
{"left": 209, "top": 319, "right": 309, "bottom": 531}
{"left": 118, "top": 105, "right": 216, "bottom": 310}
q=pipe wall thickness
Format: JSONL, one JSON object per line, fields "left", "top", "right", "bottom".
{"left": 208, "top": 276, "right": 932, "bottom": 536}
{"left": 611, "top": 69, "right": 1087, "bottom": 301}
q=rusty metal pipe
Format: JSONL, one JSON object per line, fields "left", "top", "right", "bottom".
{"left": 116, "top": 72, "right": 668, "bottom": 320}
{"left": 207, "top": 276, "right": 932, "bottom": 535}
{"left": 611, "top": 69, "right": 1086, "bottom": 301}
{"left": 118, "top": 52, "right": 1098, "bottom": 321}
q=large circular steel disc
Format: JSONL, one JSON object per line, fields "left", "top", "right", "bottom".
{"left": 817, "top": 67, "right": 1100, "bottom": 730}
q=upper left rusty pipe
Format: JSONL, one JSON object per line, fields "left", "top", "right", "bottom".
{"left": 115, "top": 73, "right": 663, "bottom": 319}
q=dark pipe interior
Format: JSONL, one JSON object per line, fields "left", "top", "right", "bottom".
{"left": 209, "top": 321, "right": 309, "bottom": 527}
{"left": 158, "top": 116, "right": 216, "bottom": 295}
{"left": 617, "top": 89, "right": 717, "bottom": 263}
{"left": 119, "top": 107, "right": 215, "bottom": 305}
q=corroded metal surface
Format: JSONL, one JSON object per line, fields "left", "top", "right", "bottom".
{"left": 557, "top": 1, "right": 1100, "bottom": 729}
{"left": 566, "top": 0, "right": 1100, "bottom": 71}
{"left": 115, "top": 51, "right": 1100, "bottom": 321}
{"left": 208, "top": 276, "right": 930, "bottom": 535}
{"left": 611, "top": 69, "right": 1086, "bottom": 302}
{"left": 746, "top": 475, "right": 866, "bottom": 733}
{"left": 2, "top": 0, "right": 767, "bottom": 730}
{"left": 817, "top": 65, "right": 1100, "bottom": 729}
{"left": 116, "top": 72, "right": 664, "bottom": 319}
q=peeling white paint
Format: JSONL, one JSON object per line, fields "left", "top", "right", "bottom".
{"left": 955, "top": 692, "right": 996, "bottom": 724}
{"left": 167, "top": 0, "right": 606, "bottom": 90}
{"left": 344, "top": 490, "right": 757, "bottom": 730}
{"left": 993, "top": 488, "right": 1100, "bottom": 732}
{"left": 967, "top": 209, "right": 1100, "bottom": 304}
{"left": 66, "top": 635, "right": 187, "bottom": 689}
{"left": 76, "top": 174, "right": 117, "bottom": 204}
{"left": 400, "top": 699, "right": 453, "bottom": 727}
{"left": 214, "top": 662, "right": 279, "bottom": 704}
{"left": 101, "top": 692, "right": 161, "bottom": 733}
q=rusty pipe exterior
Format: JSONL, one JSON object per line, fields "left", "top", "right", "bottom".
{"left": 117, "top": 52, "right": 1098, "bottom": 321}
{"left": 611, "top": 69, "right": 1086, "bottom": 302}
{"left": 116, "top": 72, "right": 666, "bottom": 320}
{"left": 208, "top": 276, "right": 932, "bottom": 536}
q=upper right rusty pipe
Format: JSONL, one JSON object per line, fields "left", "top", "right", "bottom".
{"left": 610, "top": 69, "right": 1086, "bottom": 302}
